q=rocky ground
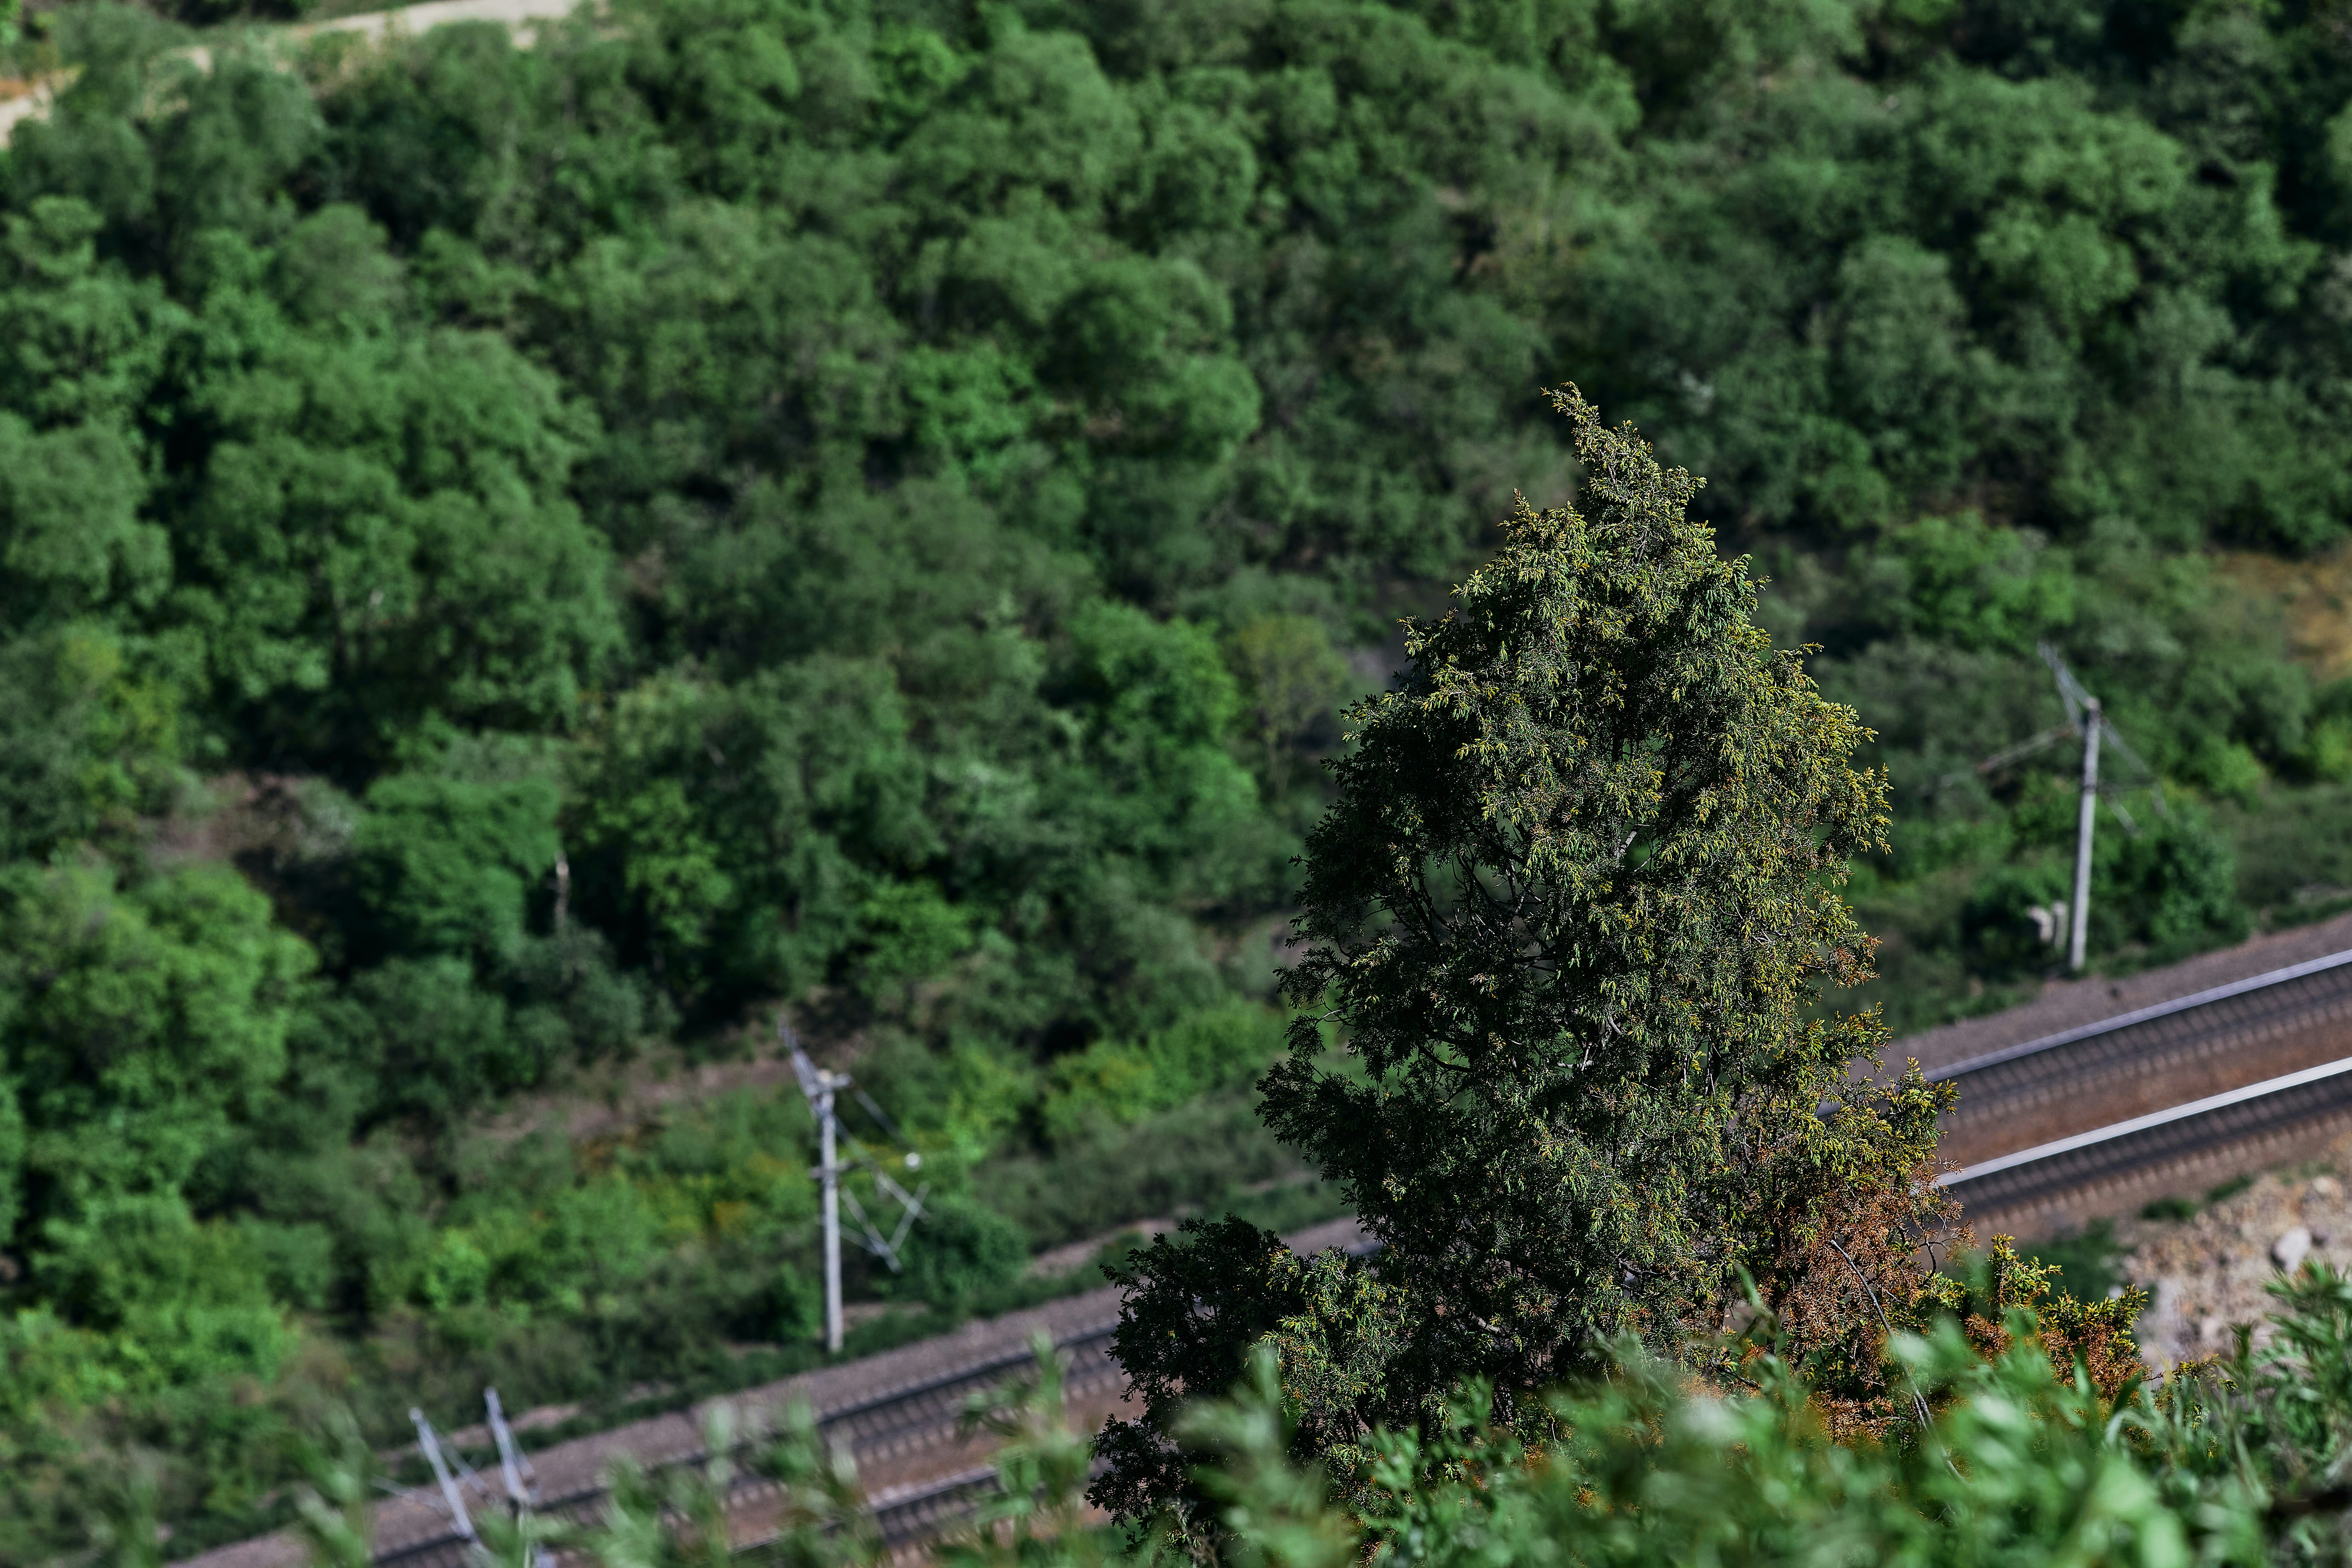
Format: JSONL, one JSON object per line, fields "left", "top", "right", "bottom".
{"left": 2116, "top": 1134, "right": 2352, "bottom": 1368}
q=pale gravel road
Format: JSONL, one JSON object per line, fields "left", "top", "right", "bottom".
{"left": 288, "top": 0, "right": 589, "bottom": 47}
{"left": 1, "top": 0, "right": 591, "bottom": 145}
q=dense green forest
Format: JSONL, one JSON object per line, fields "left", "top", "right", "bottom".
{"left": 3, "top": 0, "right": 2352, "bottom": 1554}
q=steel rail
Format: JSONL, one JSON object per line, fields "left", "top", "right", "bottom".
{"left": 1927, "top": 947, "right": 2352, "bottom": 1122}
{"left": 364, "top": 948, "right": 2352, "bottom": 1566}
{"left": 370, "top": 1324, "right": 1125, "bottom": 1568}
{"left": 1937, "top": 1055, "right": 2352, "bottom": 1218}
{"left": 363, "top": 1228, "right": 1374, "bottom": 1566}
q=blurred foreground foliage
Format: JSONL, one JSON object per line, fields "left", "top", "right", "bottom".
{"left": 201, "top": 1268, "right": 2352, "bottom": 1568}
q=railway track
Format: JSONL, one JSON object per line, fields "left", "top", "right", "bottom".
{"left": 1930, "top": 949, "right": 2352, "bottom": 1159}
{"left": 175, "top": 1220, "right": 1365, "bottom": 1568}
{"left": 1930, "top": 947, "right": 2352, "bottom": 1231}
{"left": 357, "top": 1215, "right": 1376, "bottom": 1566}
{"left": 211, "top": 937, "right": 2352, "bottom": 1568}
{"left": 355, "top": 947, "right": 2352, "bottom": 1562}
{"left": 373, "top": 1324, "right": 1128, "bottom": 1568}
{"left": 1940, "top": 1057, "right": 2352, "bottom": 1219}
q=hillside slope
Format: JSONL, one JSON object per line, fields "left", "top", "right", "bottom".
{"left": 0, "top": 0, "right": 2350, "bottom": 1555}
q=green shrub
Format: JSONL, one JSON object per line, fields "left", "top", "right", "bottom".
{"left": 894, "top": 1198, "right": 1029, "bottom": 1312}
{"left": 355, "top": 773, "right": 561, "bottom": 962}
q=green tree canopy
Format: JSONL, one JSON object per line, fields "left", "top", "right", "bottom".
{"left": 1099, "top": 392, "right": 1953, "bottom": 1517}
{"left": 0, "top": 859, "right": 312, "bottom": 1226}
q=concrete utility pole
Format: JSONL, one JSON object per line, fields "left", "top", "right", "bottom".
{"left": 410, "top": 1409, "right": 474, "bottom": 1542}
{"left": 786, "top": 1020, "right": 926, "bottom": 1355}
{"left": 788, "top": 1033, "right": 850, "bottom": 1353}
{"left": 1954, "top": 645, "right": 2160, "bottom": 971}
{"left": 485, "top": 1387, "right": 531, "bottom": 1506}
{"left": 819, "top": 1069, "right": 844, "bottom": 1353}
{"left": 2069, "top": 697, "right": 2101, "bottom": 973}
{"left": 484, "top": 1387, "right": 556, "bottom": 1568}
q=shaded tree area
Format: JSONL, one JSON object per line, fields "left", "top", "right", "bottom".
{"left": 1097, "top": 393, "right": 1971, "bottom": 1524}
{"left": 0, "top": 0, "right": 2350, "bottom": 1554}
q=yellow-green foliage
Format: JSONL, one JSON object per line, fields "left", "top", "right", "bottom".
{"left": 1036, "top": 1004, "right": 1286, "bottom": 1148}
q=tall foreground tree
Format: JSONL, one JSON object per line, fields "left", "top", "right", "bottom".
{"left": 1096, "top": 389, "right": 1956, "bottom": 1519}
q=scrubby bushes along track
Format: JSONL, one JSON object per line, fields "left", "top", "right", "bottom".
{"left": 357, "top": 1268, "right": 2352, "bottom": 1568}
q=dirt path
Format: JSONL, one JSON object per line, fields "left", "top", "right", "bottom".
{"left": 288, "top": 0, "right": 588, "bottom": 46}
{"left": 0, "top": 0, "right": 591, "bottom": 145}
